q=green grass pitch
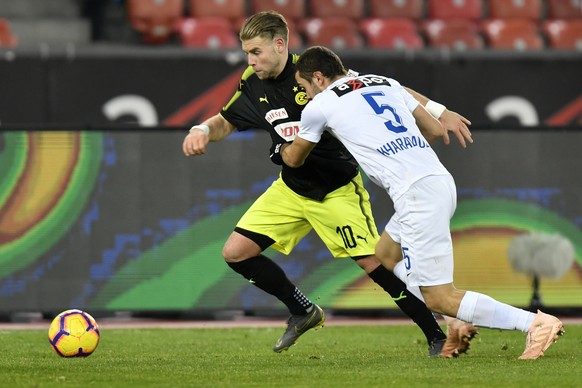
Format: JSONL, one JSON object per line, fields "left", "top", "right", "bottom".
{"left": 1, "top": 323, "right": 580, "bottom": 387}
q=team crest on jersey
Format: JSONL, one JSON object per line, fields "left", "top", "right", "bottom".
{"left": 295, "top": 91, "right": 308, "bottom": 105}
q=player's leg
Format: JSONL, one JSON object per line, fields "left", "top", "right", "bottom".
{"left": 355, "top": 254, "right": 447, "bottom": 355}
{"left": 223, "top": 230, "right": 310, "bottom": 315}
{"left": 225, "top": 178, "right": 324, "bottom": 352}
{"left": 383, "top": 174, "right": 478, "bottom": 357}
{"left": 421, "top": 283, "right": 563, "bottom": 359}
{"left": 404, "top": 175, "right": 563, "bottom": 359}
{"left": 308, "top": 173, "right": 446, "bottom": 355}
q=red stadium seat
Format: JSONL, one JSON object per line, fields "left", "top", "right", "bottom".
{"left": 488, "top": 0, "right": 542, "bottom": 21}
{"left": 127, "top": 0, "right": 184, "bottom": 44}
{"left": 179, "top": 17, "right": 238, "bottom": 49}
{"left": 285, "top": 19, "right": 304, "bottom": 49}
{"left": 368, "top": 0, "right": 424, "bottom": 20}
{"left": 251, "top": 0, "right": 306, "bottom": 22}
{"left": 427, "top": 0, "right": 483, "bottom": 21}
{"left": 301, "top": 17, "right": 364, "bottom": 49}
{"left": 481, "top": 19, "right": 544, "bottom": 50}
{"left": 543, "top": 19, "right": 582, "bottom": 49}
{"left": 308, "top": 0, "right": 364, "bottom": 19}
{"left": 0, "top": 18, "right": 18, "bottom": 48}
{"left": 422, "top": 19, "right": 484, "bottom": 50}
{"left": 546, "top": 0, "right": 582, "bottom": 20}
{"left": 360, "top": 18, "right": 424, "bottom": 49}
{"left": 189, "top": 0, "right": 245, "bottom": 20}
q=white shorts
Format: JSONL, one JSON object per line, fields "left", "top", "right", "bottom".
{"left": 385, "top": 174, "right": 456, "bottom": 287}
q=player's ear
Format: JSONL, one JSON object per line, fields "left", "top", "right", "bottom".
{"left": 314, "top": 71, "right": 325, "bottom": 86}
{"left": 274, "top": 36, "right": 286, "bottom": 53}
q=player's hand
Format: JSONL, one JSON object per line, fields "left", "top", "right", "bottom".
{"left": 183, "top": 128, "right": 209, "bottom": 156}
{"left": 439, "top": 110, "right": 473, "bottom": 148}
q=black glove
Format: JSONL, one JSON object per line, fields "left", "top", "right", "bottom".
{"left": 269, "top": 141, "right": 289, "bottom": 165}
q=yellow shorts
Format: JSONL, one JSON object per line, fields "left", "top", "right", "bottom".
{"left": 237, "top": 172, "right": 379, "bottom": 258}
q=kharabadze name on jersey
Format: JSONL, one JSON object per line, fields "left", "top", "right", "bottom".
{"left": 376, "top": 135, "right": 430, "bottom": 156}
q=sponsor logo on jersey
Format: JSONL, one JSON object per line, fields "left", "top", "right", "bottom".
{"left": 274, "top": 121, "right": 301, "bottom": 141}
{"left": 259, "top": 95, "right": 269, "bottom": 103}
{"left": 265, "top": 108, "right": 289, "bottom": 124}
{"left": 333, "top": 76, "right": 392, "bottom": 97}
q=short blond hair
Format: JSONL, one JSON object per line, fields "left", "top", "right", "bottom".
{"left": 239, "top": 11, "right": 289, "bottom": 43}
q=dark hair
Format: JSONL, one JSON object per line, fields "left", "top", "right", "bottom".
{"left": 296, "top": 46, "right": 347, "bottom": 82}
{"left": 239, "top": 11, "right": 289, "bottom": 43}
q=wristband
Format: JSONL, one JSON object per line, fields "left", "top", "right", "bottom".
{"left": 189, "top": 124, "right": 210, "bottom": 136}
{"left": 425, "top": 100, "right": 447, "bottom": 119}
{"left": 270, "top": 143, "right": 284, "bottom": 165}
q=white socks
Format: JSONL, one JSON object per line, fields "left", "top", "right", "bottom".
{"left": 457, "top": 291, "right": 535, "bottom": 332}
{"left": 392, "top": 262, "right": 535, "bottom": 332}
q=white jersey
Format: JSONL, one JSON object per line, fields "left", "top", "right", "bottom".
{"left": 298, "top": 74, "right": 450, "bottom": 201}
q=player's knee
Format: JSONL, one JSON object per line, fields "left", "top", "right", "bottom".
{"left": 222, "top": 242, "right": 245, "bottom": 263}
{"left": 222, "top": 232, "right": 261, "bottom": 263}
{"left": 222, "top": 237, "right": 239, "bottom": 263}
{"left": 222, "top": 245, "right": 236, "bottom": 263}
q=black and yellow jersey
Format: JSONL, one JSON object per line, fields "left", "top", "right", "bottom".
{"left": 220, "top": 53, "right": 358, "bottom": 201}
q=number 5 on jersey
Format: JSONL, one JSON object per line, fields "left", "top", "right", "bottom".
{"left": 362, "top": 91, "right": 408, "bottom": 134}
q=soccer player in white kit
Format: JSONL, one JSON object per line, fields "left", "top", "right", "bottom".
{"left": 280, "top": 46, "right": 564, "bottom": 360}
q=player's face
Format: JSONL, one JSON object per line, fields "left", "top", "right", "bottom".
{"left": 295, "top": 72, "right": 323, "bottom": 100}
{"left": 241, "top": 36, "right": 286, "bottom": 80}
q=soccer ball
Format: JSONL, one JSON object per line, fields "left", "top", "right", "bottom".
{"left": 48, "top": 309, "right": 100, "bottom": 357}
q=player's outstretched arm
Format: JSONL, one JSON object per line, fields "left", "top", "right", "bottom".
{"left": 439, "top": 109, "right": 473, "bottom": 148}
{"left": 413, "top": 104, "right": 447, "bottom": 144}
{"left": 182, "top": 114, "right": 236, "bottom": 156}
{"left": 404, "top": 87, "right": 473, "bottom": 148}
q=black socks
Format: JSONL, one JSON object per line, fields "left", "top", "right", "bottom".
{"left": 368, "top": 265, "right": 446, "bottom": 343}
{"left": 227, "top": 255, "right": 312, "bottom": 315}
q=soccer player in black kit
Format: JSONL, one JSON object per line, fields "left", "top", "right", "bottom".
{"left": 182, "top": 11, "right": 475, "bottom": 357}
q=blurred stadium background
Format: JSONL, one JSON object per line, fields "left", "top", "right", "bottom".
{"left": 0, "top": 0, "right": 581, "bottom": 321}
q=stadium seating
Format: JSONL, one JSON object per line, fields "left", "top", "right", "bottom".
{"left": 481, "top": 19, "right": 544, "bottom": 50}
{"left": 422, "top": 19, "right": 483, "bottom": 50}
{"left": 427, "top": 0, "right": 483, "bottom": 21}
{"left": 368, "top": 0, "right": 424, "bottom": 20}
{"left": 543, "top": 19, "right": 582, "bottom": 49}
{"left": 301, "top": 17, "right": 364, "bottom": 49}
{"left": 127, "top": 0, "right": 184, "bottom": 44}
{"left": 285, "top": 19, "right": 304, "bottom": 49}
{"left": 488, "top": 0, "right": 543, "bottom": 21}
{"left": 179, "top": 17, "right": 238, "bottom": 49}
{"left": 360, "top": 18, "right": 424, "bottom": 49}
{"left": 308, "top": 0, "right": 365, "bottom": 19}
{"left": 0, "top": 18, "right": 18, "bottom": 47}
{"left": 546, "top": 0, "right": 582, "bottom": 19}
{"left": 188, "top": 0, "right": 245, "bottom": 20}
{"left": 250, "top": 0, "right": 306, "bottom": 22}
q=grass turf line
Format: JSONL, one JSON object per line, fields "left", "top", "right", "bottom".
{"left": 1, "top": 324, "right": 580, "bottom": 387}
